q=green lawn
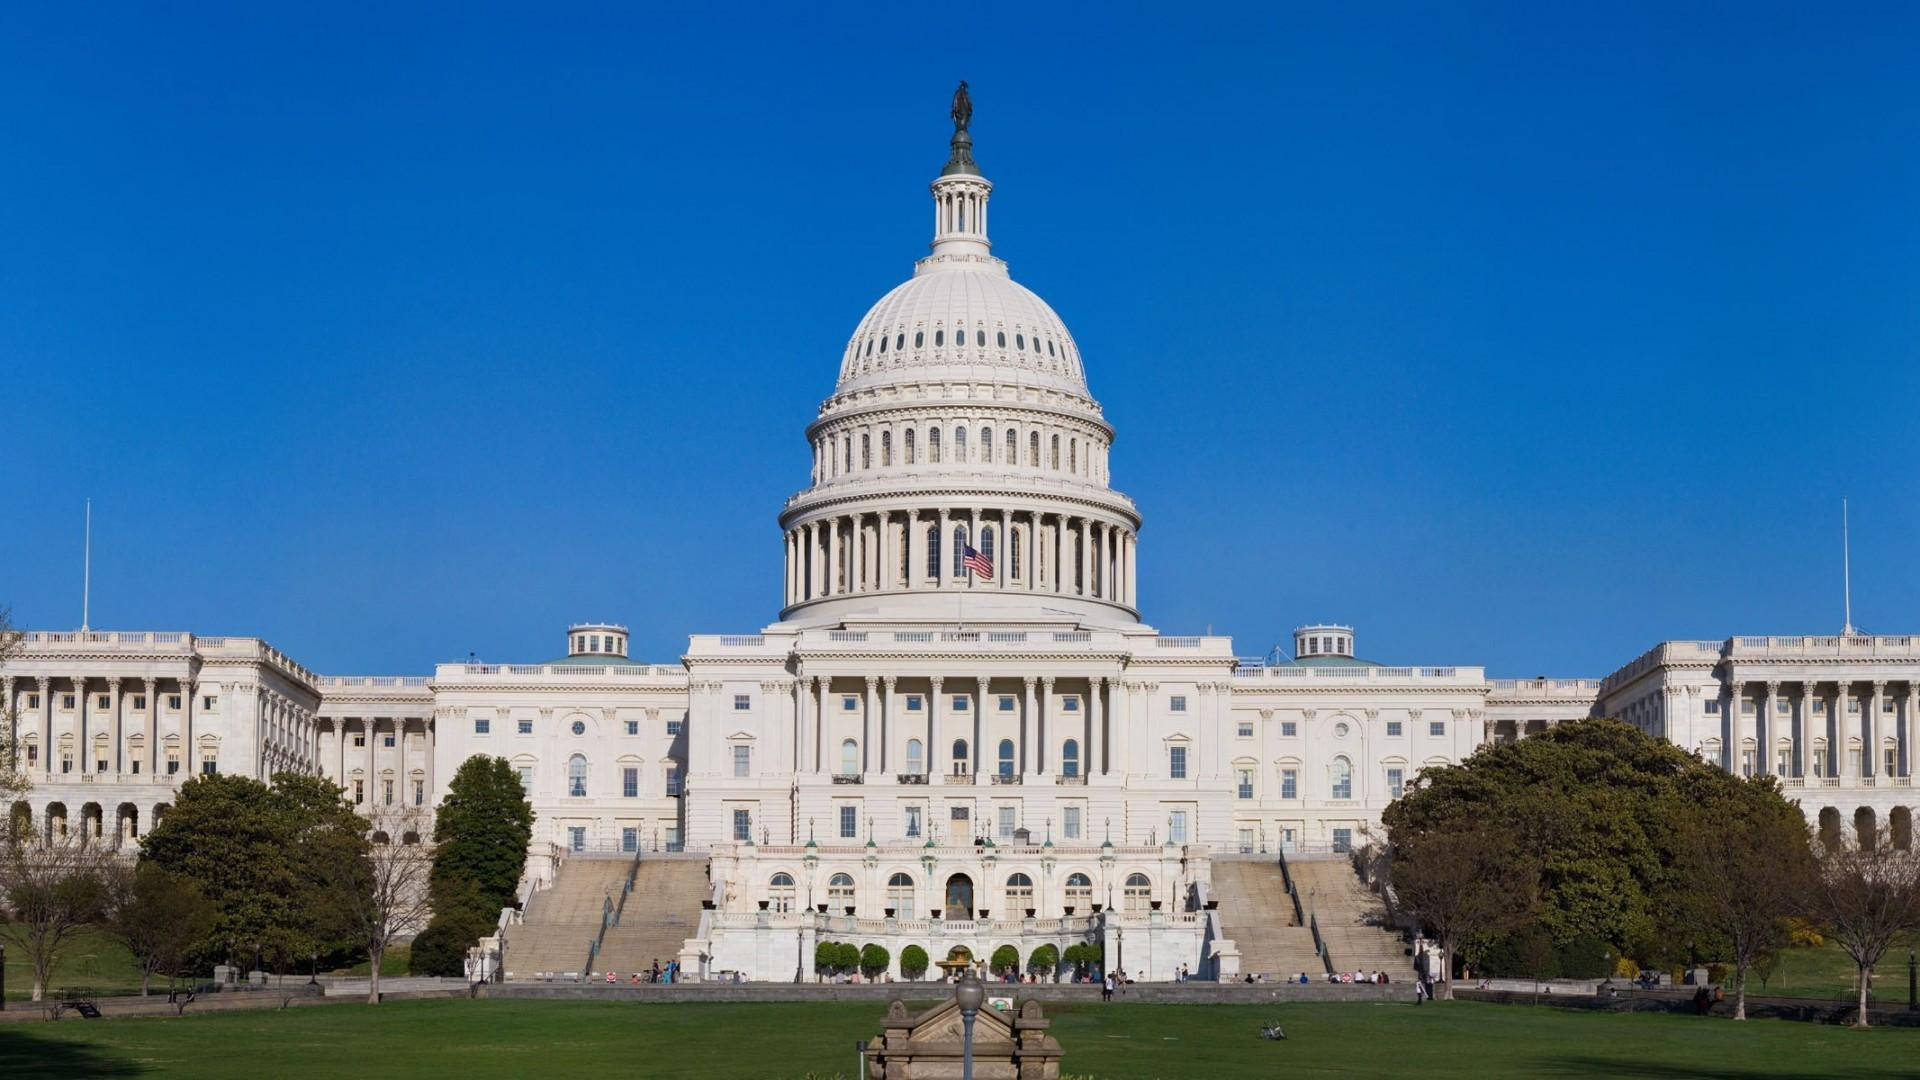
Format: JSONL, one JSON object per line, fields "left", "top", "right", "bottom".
{"left": 1750, "top": 938, "right": 1919, "bottom": 1003}
{"left": 1, "top": 998, "right": 1915, "bottom": 1078}
{"left": 2, "top": 927, "right": 148, "bottom": 1001}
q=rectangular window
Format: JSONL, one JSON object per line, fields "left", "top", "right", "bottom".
{"left": 1847, "top": 698, "right": 1862, "bottom": 714}
{"left": 1064, "top": 807, "right": 1081, "bottom": 839}
{"left": 1170, "top": 810, "right": 1188, "bottom": 844}
{"left": 1332, "top": 828, "right": 1352, "bottom": 854}
{"left": 1239, "top": 828, "right": 1255, "bottom": 854}
{"left": 1061, "top": 697, "right": 1080, "bottom": 712}
{"left": 997, "top": 806, "right": 1015, "bottom": 839}
{"left": 516, "top": 766, "right": 533, "bottom": 790}
{"left": 1886, "top": 747, "right": 1900, "bottom": 775}
{"left": 1236, "top": 768, "right": 1254, "bottom": 799}
{"left": 1812, "top": 748, "right": 1828, "bottom": 775}
{"left": 1169, "top": 695, "right": 1187, "bottom": 713}
{"left": 96, "top": 694, "right": 110, "bottom": 710}
{"left": 569, "top": 826, "right": 587, "bottom": 852}
{"left": 414, "top": 780, "right": 425, "bottom": 806}
{"left": 906, "top": 695, "right": 923, "bottom": 712}
{"left": 1281, "top": 769, "right": 1297, "bottom": 799}
{"left": 1281, "top": 721, "right": 1297, "bottom": 737}
{"left": 623, "top": 767, "right": 639, "bottom": 798}
{"left": 1741, "top": 749, "right": 1755, "bottom": 777}
{"left": 62, "top": 694, "right": 76, "bottom": 709}
{"left": 999, "top": 695, "right": 1015, "bottom": 711}
{"left": 1777, "top": 700, "right": 1792, "bottom": 715}
{"left": 733, "top": 746, "right": 751, "bottom": 777}
{"left": 843, "top": 695, "right": 859, "bottom": 711}
{"left": 518, "top": 717, "right": 533, "bottom": 734}
{"left": 1705, "top": 700, "right": 1721, "bottom": 715}
{"left": 168, "top": 695, "right": 182, "bottom": 710}
{"left": 952, "top": 695, "right": 969, "bottom": 711}
{"left": 1237, "top": 722, "right": 1254, "bottom": 738}
{"left": 1386, "top": 721, "right": 1403, "bottom": 737}
{"left": 354, "top": 779, "right": 365, "bottom": 804}
{"left": 1429, "top": 720, "right": 1445, "bottom": 737}
{"left": 666, "top": 764, "right": 682, "bottom": 796}
{"left": 383, "top": 779, "right": 394, "bottom": 805}
{"left": 1777, "top": 749, "right": 1793, "bottom": 775}
{"left": 96, "top": 755, "right": 108, "bottom": 772}
{"left": 27, "top": 694, "right": 40, "bottom": 709}
{"left": 732, "top": 809, "right": 751, "bottom": 843}
{"left": 1812, "top": 699, "right": 1825, "bottom": 715}
{"left": 201, "top": 758, "right": 217, "bottom": 776}
{"left": 1388, "top": 767, "right": 1405, "bottom": 800}
{"left": 1886, "top": 699, "right": 1899, "bottom": 714}
{"left": 622, "top": 827, "right": 638, "bottom": 853}
{"left": 905, "top": 806, "right": 922, "bottom": 838}
{"left": 1741, "top": 698, "right": 1755, "bottom": 715}
{"left": 167, "top": 757, "right": 180, "bottom": 775}
{"left": 1169, "top": 746, "right": 1187, "bottom": 779}
{"left": 353, "top": 733, "right": 366, "bottom": 747}
{"left": 132, "top": 694, "right": 146, "bottom": 710}
{"left": 734, "top": 694, "right": 752, "bottom": 711}
{"left": 383, "top": 733, "right": 396, "bottom": 748}
{"left": 131, "top": 759, "right": 140, "bottom": 774}
{"left": 202, "top": 695, "right": 218, "bottom": 711}
{"left": 624, "top": 719, "right": 638, "bottom": 735}
{"left": 950, "top": 805, "right": 970, "bottom": 821}
{"left": 840, "top": 805, "right": 858, "bottom": 838}
{"left": 474, "top": 718, "right": 491, "bottom": 735}
{"left": 667, "top": 717, "right": 684, "bottom": 736}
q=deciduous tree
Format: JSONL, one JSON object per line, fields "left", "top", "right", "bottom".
{"left": 103, "top": 862, "right": 216, "bottom": 996}
{"left": 1386, "top": 823, "right": 1540, "bottom": 999}
{"left": 1806, "top": 841, "right": 1920, "bottom": 1027}
{"left": 0, "top": 836, "right": 113, "bottom": 1001}
{"left": 318, "top": 808, "right": 434, "bottom": 1003}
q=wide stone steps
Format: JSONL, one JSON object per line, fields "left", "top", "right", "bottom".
{"left": 593, "top": 860, "right": 711, "bottom": 975}
{"left": 1286, "top": 857, "right": 1410, "bottom": 975}
{"left": 506, "top": 857, "right": 638, "bottom": 977}
{"left": 1210, "top": 859, "right": 1324, "bottom": 977}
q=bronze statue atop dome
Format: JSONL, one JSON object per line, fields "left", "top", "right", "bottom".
{"left": 942, "top": 81, "right": 979, "bottom": 176}
{"left": 951, "top": 80, "right": 972, "bottom": 133}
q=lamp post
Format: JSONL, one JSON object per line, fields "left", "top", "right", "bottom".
{"left": 1908, "top": 948, "right": 1916, "bottom": 1012}
{"left": 954, "top": 967, "right": 985, "bottom": 1080}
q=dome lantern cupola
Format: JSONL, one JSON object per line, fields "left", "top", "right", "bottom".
{"left": 567, "top": 623, "right": 629, "bottom": 659}
{"left": 928, "top": 80, "right": 992, "bottom": 261}
{"left": 1294, "top": 625, "right": 1355, "bottom": 661}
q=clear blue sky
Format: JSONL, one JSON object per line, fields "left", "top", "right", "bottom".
{"left": 3, "top": 4, "right": 1917, "bottom": 677}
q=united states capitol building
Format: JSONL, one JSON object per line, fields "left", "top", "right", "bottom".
{"left": 5, "top": 91, "right": 1915, "bottom": 982}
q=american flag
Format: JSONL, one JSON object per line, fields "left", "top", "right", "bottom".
{"left": 962, "top": 544, "right": 993, "bottom": 580}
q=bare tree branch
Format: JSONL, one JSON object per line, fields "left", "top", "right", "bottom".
{"left": 1806, "top": 841, "right": 1920, "bottom": 1027}
{"left": 315, "top": 807, "right": 436, "bottom": 1003}
{"left": 0, "top": 834, "right": 115, "bottom": 1001}
{"left": 1388, "top": 824, "right": 1540, "bottom": 1000}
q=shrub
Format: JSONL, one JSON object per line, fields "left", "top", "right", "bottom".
{"left": 815, "top": 940, "right": 840, "bottom": 975}
{"left": 900, "top": 945, "right": 929, "bottom": 980}
{"left": 860, "top": 943, "right": 890, "bottom": 980}
{"left": 990, "top": 944, "right": 1020, "bottom": 975}
{"left": 1027, "top": 944, "right": 1059, "bottom": 978}
{"left": 837, "top": 942, "right": 861, "bottom": 974}
{"left": 1612, "top": 956, "right": 1639, "bottom": 979}
{"left": 1707, "top": 963, "right": 1730, "bottom": 986}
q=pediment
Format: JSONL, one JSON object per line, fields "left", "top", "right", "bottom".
{"left": 902, "top": 999, "right": 1014, "bottom": 1046}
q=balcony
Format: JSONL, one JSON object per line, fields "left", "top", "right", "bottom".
{"left": 831, "top": 773, "right": 864, "bottom": 785}
{"left": 1055, "top": 774, "right": 1086, "bottom": 785}
{"left": 991, "top": 774, "right": 1023, "bottom": 786}
{"left": 896, "top": 773, "right": 929, "bottom": 785}
{"left": 940, "top": 773, "right": 974, "bottom": 785}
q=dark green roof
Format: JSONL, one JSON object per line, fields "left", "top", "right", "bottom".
{"left": 1289, "top": 654, "right": 1384, "bottom": 669}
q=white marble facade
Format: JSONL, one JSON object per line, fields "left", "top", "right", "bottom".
{"left": 4, "top": 98, "right": 1913, "bottom": 979}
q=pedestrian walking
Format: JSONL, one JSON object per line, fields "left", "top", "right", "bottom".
{"left": 1102, "top": 972, "right": 1114, "bottom": 1001}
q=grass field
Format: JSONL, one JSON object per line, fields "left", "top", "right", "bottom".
{"left": 2, "top": 928, "right": 410, "bottom": 1001}
{"left": 1, "top": 997, "right": 1916, "bottom": 1078}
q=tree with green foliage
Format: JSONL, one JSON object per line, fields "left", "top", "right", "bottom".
{"left": 1383, "top": 717, "right": 1775, "bottom": 974}
{"left": 990, "top": 943, "right": 1019, "bottom": 976}
{"left": 413, "top": 756, "right": 533, "bottom": 977}
{"left": 104, "top": 862, "right": 217, "bottom": 996}
{"left": 860, "top": 942, "right": 890, "bottom": 980}
{"left": 1026, "top": 943, "right": 1059, "bottom": 980}
{"left": 900, "top": 944, "right": 929, "bottom": 980}
{"left": 1385, "top": 822, "right": 1539, "bottom": 999}
{"left": 1667, "top": 775, "right": 1814, "bottom": 1019}
{"left": 138, "top": 772, "right": 368, "bottom": 974}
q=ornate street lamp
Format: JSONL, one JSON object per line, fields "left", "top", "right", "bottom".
{"left": 954, "top": 967, "right": 986, "bottom": 1080}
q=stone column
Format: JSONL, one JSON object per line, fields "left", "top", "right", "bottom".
{"left": 1798, "top": 683, "right": 1814, "bottom": 779}
{"left": 1022, "top": 677, "right": 1038, "bottom": 776}
{"left": 1835, "top": 682, "right": 1853, "bottom": 780}
{"left": 882, "top": 676, "right": 897, "bottom": 774}
{"left": 974, "top": 677, "right": 988, "bottom": 777}
{"left": 936, "top": 509, "right": 950, "bottom": 586}
{"left": 827, "top": 516, "right": 842, "bottom": 597}
{"left": 144, "top": 678, "right": 159, "bottom": 777}
{"left": 1078, "top": 519, "right": 1091, "bottom": 596}
{"left": 38, "top": 677, "right": 53, "bottom": 778}
{"left": 1038, "top": 676, "right": 1056, "bottom": 777}
{"left": 1757, "top": 682, "right": 1776, "bottom": 775}
{"left": 398, "top": 716, "right": 409, "bottom": 806}
{"left": 996, "top": 509, "right": 1008, "bottom": 590}
{"left": 366, "top": 715, "right": 378, "bottom": 797}
{"left": 1906, "top": 684, "right": 1918, "bottom": 779}
{"left": 928, "top": 677, "right": 943, "bottom": 776}
{"left": 863, "top": 676, "right": 878, "bottom": 774}
{"left": 968, "top": 508, "right": 980, "bottom": 585}
{"left": 107, "top": 677, "right": 123, "bottom": 775}
{"left": 335, "top": 716, "right": 347, "bottom": 784}
{"left": 815, "top": 676, "right": 830, "bottom": 773}
{"left": 181, "top": 678, "right": 197, "bottom": 777}
{"left": 0, "top": 676, "right": 11, "bottom": 770}
{"left": 907, "top": 513, "right": 922, "bottom": 590}
{"left": 852, "top": 513, "right": 865, "bottom": 593}
{"left": 75, "top": 675, "right": 89, "bottom": 775}
{"left": 1871, "top": 681, "right": 1886, "bottom": 779}
{"left": 784, "top": 531, "right": 795, "bottom": 605}
{"left": 790, "top": 680, "right": 804, "bottom": 772}
{"left": 1091, "top": 677, "right": 1105, "bottom": 777}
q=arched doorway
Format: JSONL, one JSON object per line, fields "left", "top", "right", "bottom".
{"left": 944, "top": 873, "right": 974, "bottom": 919}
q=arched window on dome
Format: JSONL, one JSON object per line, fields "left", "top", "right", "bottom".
{"left": 926, "top": 525, "right": 941, "bottom": 579}
{"left": 1015, "top": 333, "right": 1025, "bottom": 351}
{"left": 865, "top": 338, "right": 873, "bottom": 357}
{"left": 997, "top": 739, "right": 1015, "bottom": 778}
{"left": 914, "top": 331, "right": 923, "bottom": 348}
{"left": 1010, "top": 529, "right": 1022, "bottom": 580}
{"left": 996, "top": 330, "right": 1007, "bottom": 348}
{"left": 844, "top": 435, "right": 853, "bottom": 474}
{"left": 1050, "top": 434, "right": 1061, "bottom": 470}
{"left": 976, "top": 329, "right": 986, "bottom": 347}
{"left": 1047, "top": 339, "right": 1056, "bottom": 357}
{"left": 981, "top": 427, "right": 992, "bottom": 463}
{"left": 1029, "top": 431, "right": 1040, "bottom": 467}
{"left": 934, "top": 329, "right": 944, "bottom": 347}
{"left": 1005, "top": 429, "right": 1015, "bottom": 464}
{"left": 952, "top": 525, "right": 968, "bottom": 578}
{"left": 929, "top": 427, "right": 941, "bottom": 463}
{"left": 896, "top": 333, "right": 905, "bottom": 351}
{"left": 881, "top": 431, "right": 892, "bottom": 467}
{"left": 861, "top": 433, "right": 870, "bottom": 470}
{"left": 955, "top": 427, "right": 967, "bottom": 462}
{"left": 1069, "top": 440, "right": 1077, "bottom": 475}
{"left": 904, "top": 429, "right": 916, "bottom": 465}
{"left": 879, "top": 334, "right": 887, "bottom": 354}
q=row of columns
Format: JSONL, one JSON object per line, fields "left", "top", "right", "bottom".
{"left": 322, "top": 718, "right": 434, "bottom": 809}
{"left": 789, "top": 674, "right": 1118, "bottom": 780}
{"left": 1706, "top": 679, "right": 1919, "bottom": 780}
{"left": 784, "top": 508, "right": 1137, "bottom": 608}
{"left": 813, "top": 422, "right": 1108, "bottom": 486}
{"left": 5, "top": 673, "right": 192, "bottom": 779}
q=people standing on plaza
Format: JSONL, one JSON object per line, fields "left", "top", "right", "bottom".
{"left": 1102, "top": 972, "right": 1114, "bottom": 1001}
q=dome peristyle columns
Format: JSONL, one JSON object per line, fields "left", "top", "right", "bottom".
{"left": 780, "top": 505, "right": 1137, "bottom": 613}
{"left": 929, "top": 174, "right": 992, "bottom": 259}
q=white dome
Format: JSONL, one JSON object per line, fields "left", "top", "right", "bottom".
{"left": 835, "top": 263, "right": 1089, "bottom": 398}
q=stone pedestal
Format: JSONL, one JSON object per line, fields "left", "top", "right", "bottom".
{"left": 865, "top": 997, "right": 1062, "bottom": 1079}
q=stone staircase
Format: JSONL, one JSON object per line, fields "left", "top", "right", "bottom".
{"left": 1211, "top": 858, "right": 1323, "bottom": 978}
{"left": 504, "top": 857, "right": 634, "bottom": 978}
{"left": 593, "top": 859, "right": 712, "bottom": 975}
{"left": 1287, "top": 856, "right": 1411, "bottom": 975}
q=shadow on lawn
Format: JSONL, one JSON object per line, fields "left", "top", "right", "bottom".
{"left": 0, "top": 1028, "right": 144, "bottom": 1080}
{"left": 1538, "top": 1058, "right": 1913, "bottom": 1080}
